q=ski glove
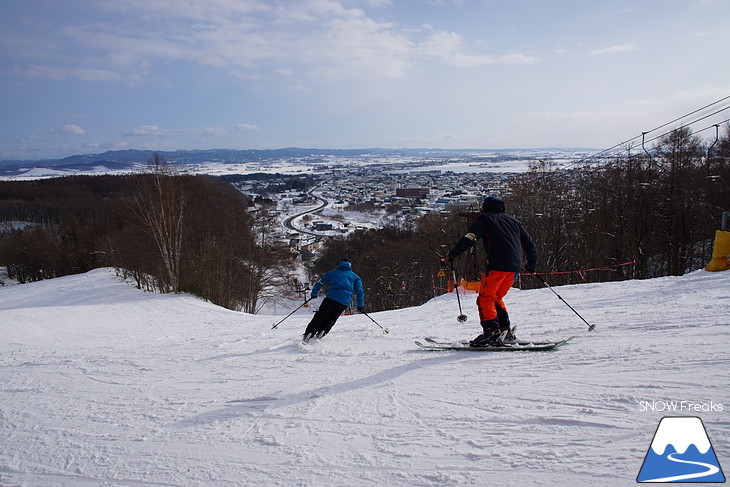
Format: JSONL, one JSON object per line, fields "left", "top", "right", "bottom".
{"left": 357, "top": 307, "right": 365, "bottom": 313}
{"left": 525, "top": 266, "right": 536, "bottom": 274}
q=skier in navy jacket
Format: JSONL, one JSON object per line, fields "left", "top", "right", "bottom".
{"left": 446, "top": 196, "right": 537, "bottom": 346}
{"left": 303, "top": 258, "right": 365, "bottom": 343}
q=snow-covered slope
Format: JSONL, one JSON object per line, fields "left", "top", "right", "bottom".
{"left": 1, "top": 268, "right": 729, "bottom": 486}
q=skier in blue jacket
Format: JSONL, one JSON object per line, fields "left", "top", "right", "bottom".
{"left": 303, "top": 258, "right": 365, "bottom": 343}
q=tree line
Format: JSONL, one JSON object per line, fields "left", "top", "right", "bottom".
{"left": 0, "top": 155, "right": 290, "bottom": 312}
{"left": 1, "top": 126, "right": 728, "bottom": 314}
{"left": 312, "top": 126, "right": 730, "bottom": 312}
{"left": 509, "top": 126, "right": 729, "bottom": 281}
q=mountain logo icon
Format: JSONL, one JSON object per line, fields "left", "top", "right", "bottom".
{"left": 637, "top": 416, "right": 725, "bottom": 483}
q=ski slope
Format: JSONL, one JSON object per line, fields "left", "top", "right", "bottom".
{"left": 1, "top": 268, "right": 729, "bottom": 486}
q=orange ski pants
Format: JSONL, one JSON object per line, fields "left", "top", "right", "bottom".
{"left": 476, "top": 271, "right": 516, "bottom": 323}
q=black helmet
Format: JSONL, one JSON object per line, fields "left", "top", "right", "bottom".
{"left": 481, "top": 196, "right": 506, "bottom": 213}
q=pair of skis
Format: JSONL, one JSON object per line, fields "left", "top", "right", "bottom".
{"left": 415, "top": 336, "right": 575, "bottom": 352}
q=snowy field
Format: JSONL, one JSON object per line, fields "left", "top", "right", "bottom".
{"left": 1, "top": 268, "right": 729, "bottom": 486}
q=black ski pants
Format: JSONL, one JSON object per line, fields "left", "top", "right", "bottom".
{"left": 304, "top": 297, "right": 348, "bottom": 338}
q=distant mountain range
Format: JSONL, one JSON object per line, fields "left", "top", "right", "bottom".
{"left": 0, "top": 147, "right": 594, "bottom": 178}
{"left": 0, "top": 148, "right": 429, "bottom": 175}
{"left": 0, "top": 148, "right": 461, "bottom": 169}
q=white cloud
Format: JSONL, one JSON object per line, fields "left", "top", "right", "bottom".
{"left": 590, "top": 44, "right": 637, "bottom": 56}
{"left": 419, "top": 30, "right": 538, "bottom": 67}
{"left": 123, "top": 125, "right": 169, "bottom": 137}
{"left": 119, "top": 125, "right": 229, "bottom": 140}
{"left": 236, "top": 124, "right": 260, "bottom": 131}
{"left": 49, "top": 124, "right": 86, "bottom": 135}
{"left": 360, "top": 0, "right": 392, "bottom": 6}
{"left": 424, "top": 0, "right": 465, "bottom": 5}
{"left": 201, "top": 127, "right": 227, "bottom": 136}
{"left": 45, "top": 0, "right": 537, "bottom": 83}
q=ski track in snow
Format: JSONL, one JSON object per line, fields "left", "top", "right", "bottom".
{"left": 1, "top": 268, "right": 729, "bottom": 486}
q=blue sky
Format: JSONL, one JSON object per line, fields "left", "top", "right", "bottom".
{"left": 1, "top": 0, "right": 729, "bottom": 160}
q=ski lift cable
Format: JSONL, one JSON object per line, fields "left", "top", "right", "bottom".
{"left": 572, "top": 95, "right": 730, "bottom": 166}
{"left": 641, "top": 105, "right": 730, "bottom": 146}
{"left": 632, "top": 101, "right": 730, "bottom": 149}
{"left": 641, "top": 95, "right": 730, "bottom": 137}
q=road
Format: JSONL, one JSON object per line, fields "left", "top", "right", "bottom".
{"left": 283, "top": 190, "right": 329, "bottom": 237}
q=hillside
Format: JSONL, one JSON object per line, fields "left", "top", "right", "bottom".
{"left": 1, "top": 268, "right": 729, "bottom": 486}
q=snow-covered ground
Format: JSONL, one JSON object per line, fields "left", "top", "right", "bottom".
{"left": 1, "top": 268, "right": 728, "bottom": 486}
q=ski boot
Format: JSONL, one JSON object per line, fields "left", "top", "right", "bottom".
{"left": 500, "top": 326, "right": 518, "bottom": 343}
{"left": 496, "top": 305, "right": 517, "bottom": 343}
{"left": 469, "top": 320, "right": 503, "bottom": 347}
{"left": 302, "top": 330, "right": 324, "bottom": 344}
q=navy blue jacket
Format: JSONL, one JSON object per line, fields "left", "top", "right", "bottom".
{"left": 450, "top": 204, "right": 537, "bottom": 273}
{"left": 311, "top": 262, "right": 365, "bottom": 308}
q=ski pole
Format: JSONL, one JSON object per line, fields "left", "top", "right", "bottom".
{"left": 450, "top": 261, "right": 468, "bottom": 323}
{"left": 534, "top": 274, "right": 596, "bottom": 332}
{"left": 272, "top": 297, "right": 313, "bottom": 330}
{"left": 433, "top": 247, "right": 468, "bottom": 323}
{"left": 360, "top": 310, "right": 389, "bottom": 334}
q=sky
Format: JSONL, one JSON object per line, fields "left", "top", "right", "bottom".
{"left": 1, "top": 0, "right": 729, "bottom": 160}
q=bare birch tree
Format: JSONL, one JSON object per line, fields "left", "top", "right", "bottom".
{"left": 131, "top": 153, "right": 187, "bottom": 293}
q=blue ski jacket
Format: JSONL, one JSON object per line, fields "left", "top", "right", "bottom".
{"left": 311, "top": 262, "right": 365, "bottom": 308}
